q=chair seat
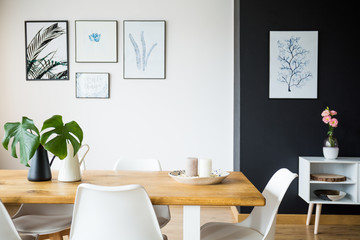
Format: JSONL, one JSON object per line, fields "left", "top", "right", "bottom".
{"left": 201, "top": 222, "right": 264, "bottom": 240}
{"left": 19, "top": 233, "right": 39, "bottom": 240}
{"left": 13, "top": 215, "right": 71, "bottom": 235}
{"left": 154, "top": 205, "right": 171, "bottom": 228}
{"left": 157, "top": 215, "right": 171, "bottom": 229}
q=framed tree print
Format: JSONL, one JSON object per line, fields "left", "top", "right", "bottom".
{"left": 75, "top": 20, "right": 118, "bottom": 63}
{"left": 123, "top": 20, "right": 166, "bottom": 79}
{"left": 269, "top": 31, "right": 318, "bottom": 99}
{"left": 25, "top": 21, "right": 69, "bottom": 80}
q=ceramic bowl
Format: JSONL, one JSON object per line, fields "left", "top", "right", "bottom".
{"left": 168, "top": 170, "right": 229, "bottom": 185}
{"left": 314, "top": 189, "right": 346, "bottom": 201}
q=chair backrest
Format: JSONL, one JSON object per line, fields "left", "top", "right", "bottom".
{"left": 69, "top": 183, "right": 164, "bottom": 240}
{"left": 113, "top": 158, "right": 162, "bottom": 171}
{"left": 113, "top": 158, "right": 171, "bottom": 228}
{"left": 0, "top": 200, "right": 22, "bottom": 240}
{"left": 241, "top": 168, "right": 297, "bottom": 240}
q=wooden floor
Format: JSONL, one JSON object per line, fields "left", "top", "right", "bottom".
{"left": 162, "top": 206, "right": 360, "bottom": 240}
{"left": 5, "top": 205, "right": 360, "bottom": 239}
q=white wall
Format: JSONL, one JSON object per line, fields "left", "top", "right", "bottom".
{"left": 0, "top": 0, "right": 234, "bottom": 171}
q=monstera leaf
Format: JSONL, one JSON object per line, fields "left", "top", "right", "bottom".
{"left": 2, "top": 117, "right": 40, "bottom": 167}
{"left": 40, "top": 115, "right": 83, "bottom": 160}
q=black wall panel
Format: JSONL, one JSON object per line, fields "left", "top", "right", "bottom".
{"left": 238, "top": 0, "right": 360, "bottom": 214}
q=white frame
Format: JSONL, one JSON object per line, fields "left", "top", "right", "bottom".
{"left": 75, "top": 20, "right": 117, "bottom": 63}
{"left": 123, "top": 20, "right": 166, "bottom": 79}
{"left": 269, "top": 31, "right": 318, "bottom": 99}
{"left": 76, "top": 73, "right": 110, "bottom": 98}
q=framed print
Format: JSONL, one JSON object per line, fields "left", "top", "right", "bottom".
{"left": 75, "top": 20, "right": 117, "bottom": 62}
{"left": 123, "top": 20, "right": 165, "bottom": 79}
{"left": 76, "top": 73, "right": 110, "bottom": 98}
{"left": 25, "top": 21, "right": 69, "bottom": 80}
{"left": 269, "top": 31, "right": 318, "bottom": 99}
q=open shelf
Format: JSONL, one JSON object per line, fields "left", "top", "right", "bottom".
{"left": 299, "top": 156, "right": 360, "bottom": 204}
{"left": 310, "top": 178, "right": 356, "bottom": 184}
{"left": 309, "top": 195, "right": 357, "bottom": 205}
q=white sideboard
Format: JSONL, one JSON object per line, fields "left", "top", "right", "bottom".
{"left": 298, "top": 156, "right": 360, "bottom": 234}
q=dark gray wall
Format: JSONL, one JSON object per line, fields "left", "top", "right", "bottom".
{"left": 237, "top": 0, "right": 360, "bottom": 214}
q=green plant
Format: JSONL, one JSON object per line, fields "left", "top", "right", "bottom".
{"left": 2, "top": 115, "right": 83, "bottom": 167}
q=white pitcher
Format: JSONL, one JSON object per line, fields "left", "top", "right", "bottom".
{"left": 58, "top": 144, "right": 90, "bottom": 182}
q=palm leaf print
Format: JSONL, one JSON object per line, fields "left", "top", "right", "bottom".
{"left": 26, "top": 22, "right": 67, "bottom": 80}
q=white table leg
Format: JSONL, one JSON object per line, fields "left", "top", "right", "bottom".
{"left": 183, "top": 206, "right": 200, "bottom": 240}
{"left": 306, "top": 203, "right": 314, "bottom": 225}
{"left": 314, "top": 204, "right": 322, "bottom": 234}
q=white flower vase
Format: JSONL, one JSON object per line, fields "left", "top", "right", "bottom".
{"left": 323, "top": 136, "right": 339, "bottom": 159}
{"left": 58, "top": 144, "right": 90, "bottom": 182}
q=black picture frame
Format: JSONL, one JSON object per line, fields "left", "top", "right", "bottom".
{"left": 25, "top": 21, "right": 69, "bottom": 80}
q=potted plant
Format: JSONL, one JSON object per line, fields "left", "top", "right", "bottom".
{"left": 2, "top": 115, "right": 83, "bottom": 181}
{"left": 321, "top": 107, "right": 339, "bottom": 159}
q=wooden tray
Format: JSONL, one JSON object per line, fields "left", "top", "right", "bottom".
{"left": 310, "top": 173, "right": 346, "bottom": 182}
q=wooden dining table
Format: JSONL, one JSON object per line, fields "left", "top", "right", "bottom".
{"left": 0, "top": 170, "right": 265, "bottom": 240}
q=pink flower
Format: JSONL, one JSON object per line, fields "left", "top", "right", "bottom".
{"left": 322, "top": 116, "right": 331, "bottom": 124}
{"left": 321, "top": 110, "right": 330, "bottom": 117}
{"left": 329, "top": 118, "right": 338, "bottom": 128}
{"left": 330, "top": 110, "right": 337, "bottom": 116}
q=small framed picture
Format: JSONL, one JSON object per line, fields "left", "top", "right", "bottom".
{"left": 123, "top": 20, "right": 166, "bottom": 79}
{"left": 269, "top": 31, "right": 318, "bottom": 99}
{"left": 25, "top": 21, "right": 69, "bottom": 80}
{"left": 75, "top": 20, "right": 117, "bottom": 62}
{"left": 76, "top": 73, "right": 110, "bottom": 98}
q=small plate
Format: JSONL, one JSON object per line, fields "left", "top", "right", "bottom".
{"left": 314, "top": 189, "right": 346, "bottom": 201}
{"left": 168, "top": 170, "right": 229, "bottom": 185}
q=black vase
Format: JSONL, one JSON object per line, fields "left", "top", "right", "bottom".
{"left": 27, "top": 145, "right": 52, "bottom": 181}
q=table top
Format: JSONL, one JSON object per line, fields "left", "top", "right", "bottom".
{"left": 0, "top": 170, "right": 265, "bottom": 206}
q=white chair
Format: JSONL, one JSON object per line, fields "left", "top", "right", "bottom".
{"left": 0, "top": 200, "right": 38, "bottom": 240}
{"left": 113, "top": 158, "right": 171, "bottom": 228}
{"left": 11, "top": 158, "right": 87, "bottom": 239}
{"left": 11, "top": 204, "right": 73, "bottom": 238}
{"left": 200, "top": 168, "right": 298, "bottom": 240}
{"left": 69, "top": 183, "right": 166, "bottom": 240}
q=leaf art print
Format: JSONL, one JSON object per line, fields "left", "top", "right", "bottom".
{"left": 269, "top": 31, "right": 318, "bottom": 99}
{"left": 129, "top": 31, "right": 158, "bottom": 72}
{"left": 124, "top": 20, "right": 165, "bottom": 79}
{"left": 25, "top": 21, "right": 69, "bottom": 80}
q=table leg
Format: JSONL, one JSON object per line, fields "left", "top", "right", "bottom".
{"left": 314, "top": 204, "right": 322, "bottom": 234}
{"left": 306, "top": 203, "right": 314, "bottom": 225}
{"left": 183, "top": 206, "right": 200, "bottom": 240}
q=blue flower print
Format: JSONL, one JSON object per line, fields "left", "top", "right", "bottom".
{"left": 89, "top": 33, "right": 101, "bottom": 42}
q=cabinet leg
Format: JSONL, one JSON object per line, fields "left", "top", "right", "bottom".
{"left": 306, "top": 203, "right": 314, "bottom": 225}
{"left": 314, "top": 204, "right": 322, "bottom": 234}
